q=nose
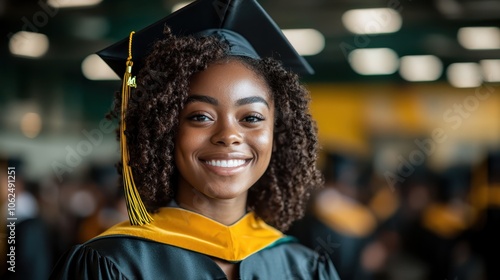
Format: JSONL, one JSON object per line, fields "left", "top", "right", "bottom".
{"left": 210, "top": 118, "right": 243, "bottom": 146}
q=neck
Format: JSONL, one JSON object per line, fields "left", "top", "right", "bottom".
{"left": 175, "top": 185, "right": 248, "bottom": 226}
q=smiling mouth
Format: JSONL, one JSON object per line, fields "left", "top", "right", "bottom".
{"left": 204, "top": 159, "right": 247, "bottom": 168}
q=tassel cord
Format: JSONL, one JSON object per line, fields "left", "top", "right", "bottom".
{"left": 120, "top": 31, "right": 154, "bottom": 225}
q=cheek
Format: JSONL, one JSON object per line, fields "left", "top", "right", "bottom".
{"left": 175, "top": 126, "right": 200, "bottom": 160}
{"left": 250, "top": 127, "right": 274, "bottom": 160}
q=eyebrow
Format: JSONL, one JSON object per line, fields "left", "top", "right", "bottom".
{"left": 186, "top": 95, "right": 270, "bottom": 108}
{"left": 185, "top": 95, "right": 218, "bottom": 106}
{"left": 235, "top": 96, "right": 270, "bottom": 108}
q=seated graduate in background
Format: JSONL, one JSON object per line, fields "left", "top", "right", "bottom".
{"left": 49, "top": 0, "right": 340, "bottom": 279}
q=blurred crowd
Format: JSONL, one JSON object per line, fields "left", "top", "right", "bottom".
{"left": 1, "top": 150, "right": 499, "bottom": 280}
{"left": 289, "top": 150, "right": 500, "bottom": 280}
{"left": 0, "top": 159, "right": 128, "bottom": 280}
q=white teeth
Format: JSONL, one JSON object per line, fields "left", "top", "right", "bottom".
{"left": 206, "top": 159, "right": 246, "bottom": 168}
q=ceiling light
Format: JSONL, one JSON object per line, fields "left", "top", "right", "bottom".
{"left": 446, "top": 63, "right": 482, "bottom": 88}
{"left": 480, "top": 59, "right": 500, "bottom": 82}
{"left": 348, "top": 48, "right": 399, "bottom": 75}
{"left": 342, "top": 8, "right": 402, "bottom": 35}
{"left": 81, "top": 54, "right": 120, "bottom": 80}
{"left": 282, "top": 29, "right": 325, "bottom": 56}
{"left": 48, "top": 0, "right": 102, "bottom": 8}
{"left": 9, "top": 31, "right": 49, "bottom": 58}
{"left": 457, "top": 27, "right": 500, "bottom": 50}
{"left": 399, "top": 55, "right": 443, "bottom": 82}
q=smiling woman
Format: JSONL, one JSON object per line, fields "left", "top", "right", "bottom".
{"left": 49, "top": 0, "right": 340, "bottom": 279}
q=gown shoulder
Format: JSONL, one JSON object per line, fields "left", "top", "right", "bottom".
{"left": 49, "top": 238, "right": 128, "bottom": 280}
{"left": 243, "top": 241, "right": 341, "bottom": 280}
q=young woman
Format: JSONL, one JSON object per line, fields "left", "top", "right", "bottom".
{"left": 50, "top": 0, "right": 340, "bottom": 279}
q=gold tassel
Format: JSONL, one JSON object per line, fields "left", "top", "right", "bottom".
{"left": 121, "top": 31, "right": 154, "bottom": 225}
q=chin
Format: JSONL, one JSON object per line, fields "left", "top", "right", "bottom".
{"left": 202, "top": 185, "right": 248, "bottom": 200}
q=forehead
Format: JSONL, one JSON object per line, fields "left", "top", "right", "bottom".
{"left": 188, "top": 60, "right": 272, "bottom": 102}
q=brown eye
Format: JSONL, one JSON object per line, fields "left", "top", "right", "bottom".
{"left": 242, "top": 114, "right": 265, "bottom": 123}
{"left": 189, "top": 114, "right": 213, "bottom": 122}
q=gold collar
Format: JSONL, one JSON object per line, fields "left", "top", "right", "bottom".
{"left": 98, "top": 207, "right": 285, "bottom": 261}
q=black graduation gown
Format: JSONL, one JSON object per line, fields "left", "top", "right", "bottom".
{"left": 50, "top": 235, "right": 339, "bottom": 279}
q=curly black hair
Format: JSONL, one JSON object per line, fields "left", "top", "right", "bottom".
{"left": 109, "top": 28, "right": 323, "bottom": 231}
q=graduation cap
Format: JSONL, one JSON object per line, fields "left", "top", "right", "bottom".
{"left": 97, "top": 0, "right": 314, "bottom": 226}
{"left": 97, "top": 0, "right": 314, "bottom": 76}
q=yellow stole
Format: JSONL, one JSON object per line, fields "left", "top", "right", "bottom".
{"left": 98, "top": 207, "right": 286, "bottom": 262}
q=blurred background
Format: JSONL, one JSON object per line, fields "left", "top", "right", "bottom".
{"left": 1, "top": 0, "right": 499, "bottom": 279}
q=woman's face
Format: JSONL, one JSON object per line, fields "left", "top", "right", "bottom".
{"left": 175, "top": 60, "right": 275, "bottom": 202}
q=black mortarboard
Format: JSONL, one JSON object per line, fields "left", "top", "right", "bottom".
{"left": 97, "top": 0, "right": 314, "bottom": 76}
